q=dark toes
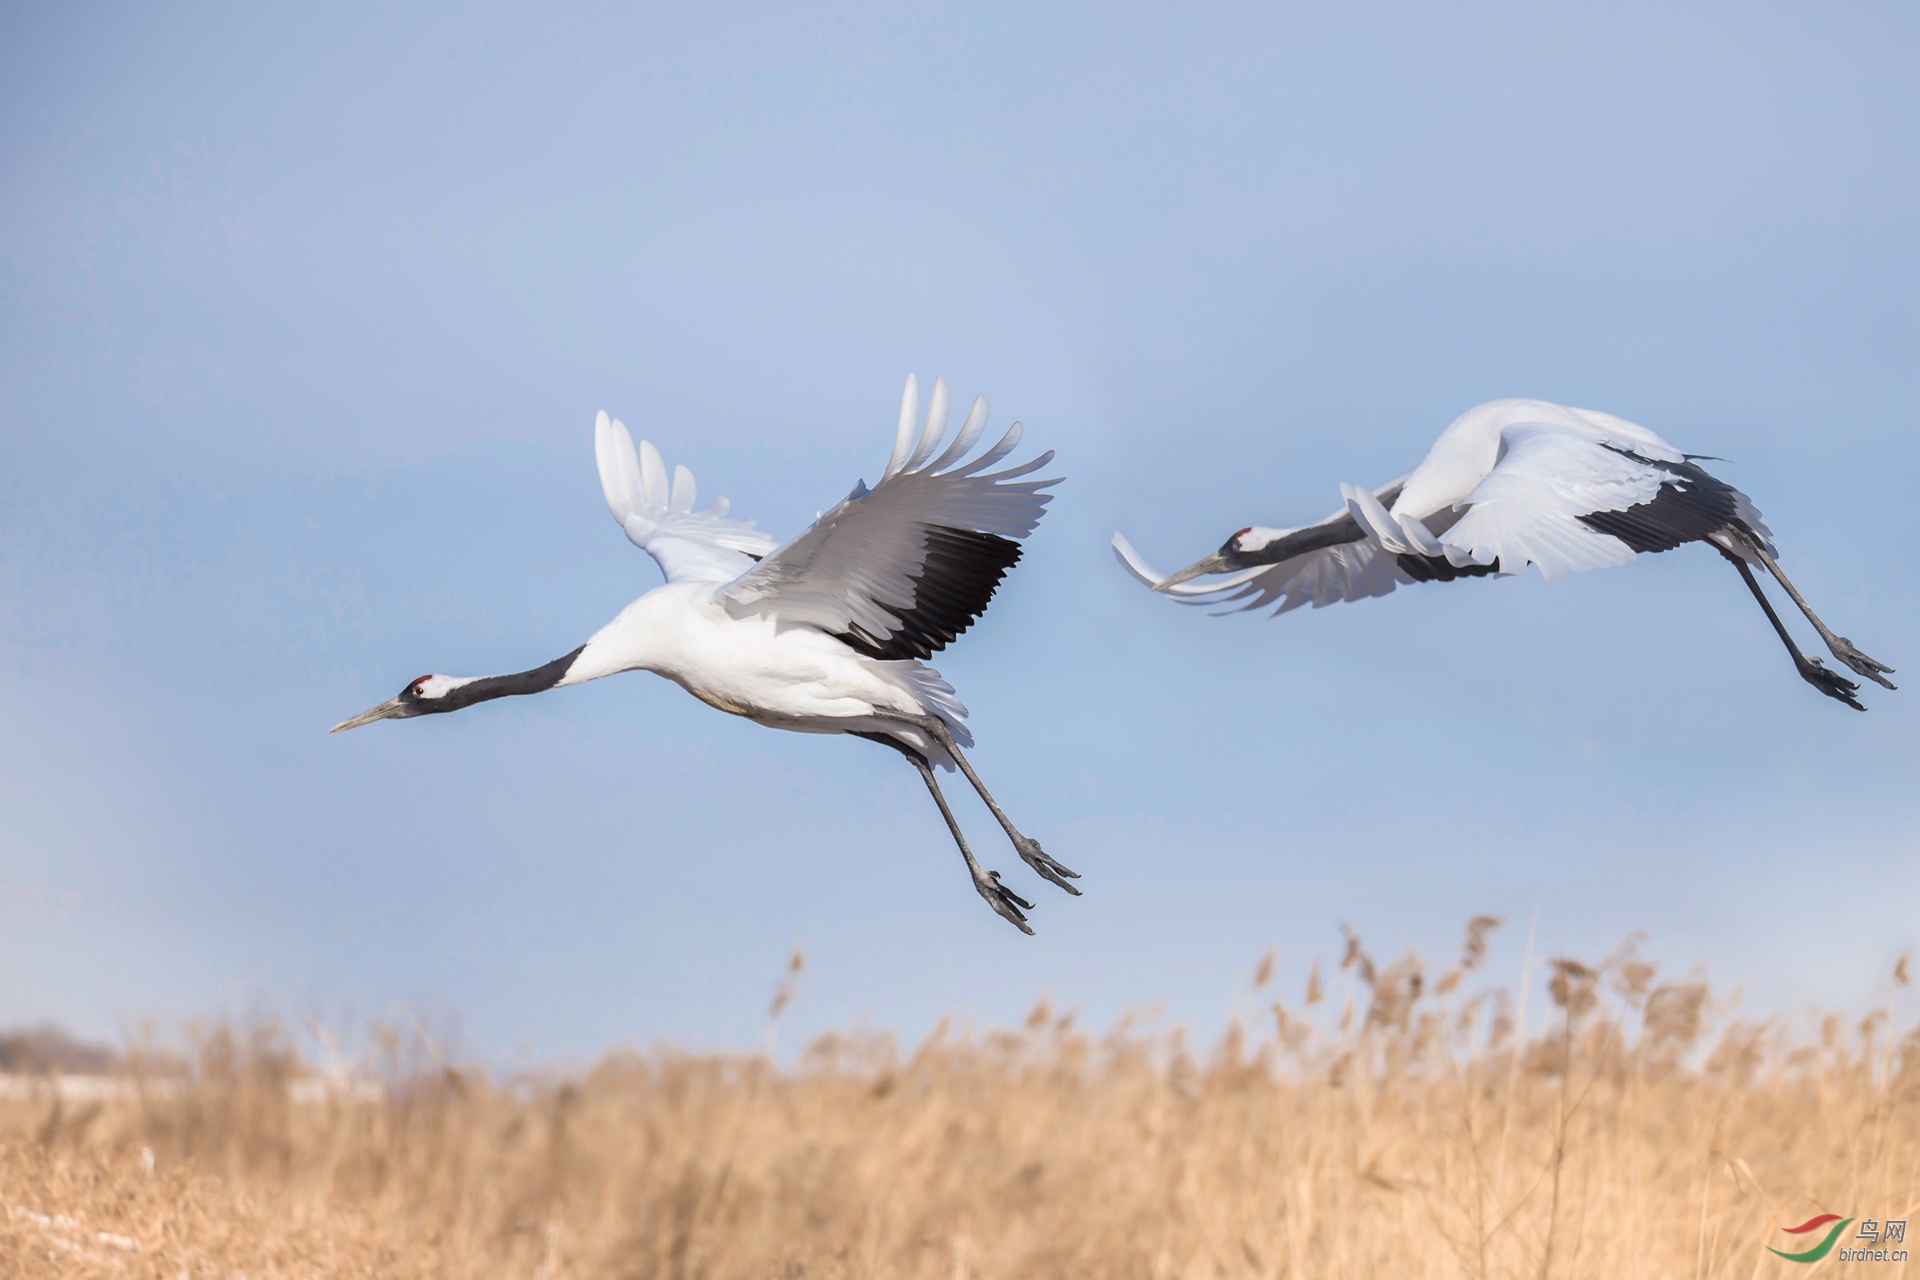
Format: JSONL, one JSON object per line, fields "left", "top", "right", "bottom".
{"left": 991, "top": 872, "right": 1035, "bottom": 913}
{"left": 1833, "top": 638, "right": 1896, "bottom": 686}
{"left": 1040, "top": 854, "right": 1081, "bottom": 880}
{"left": 1801, "top": 659, "right": 1866, "bottom": 710}
{"left": 1036, "top": 866, "right": 1082, "bottom": 896}
{"left": 993, "top": 900, "right": 1036, "bottom": 935}
{"left": 976, "top": 871, "right": 1035, "bottom": 933}
{"left": 1016, "top": 839, "right": 1082, "bottom": 895}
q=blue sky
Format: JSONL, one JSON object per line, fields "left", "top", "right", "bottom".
{"left": 2, "top": 2, "right": 1915, "bottom": 1060}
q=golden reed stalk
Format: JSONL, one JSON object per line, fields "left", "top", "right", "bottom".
{"left": 4, "top": 920, "right": 1916, "bottom": 1278}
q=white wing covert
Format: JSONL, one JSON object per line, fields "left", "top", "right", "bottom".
{"left": 594, "top": 411, "right": 778, "bottom": 584}
{"left": 1436, "top": 424, "right": 1705, "bottom": 582}
{"left": 719, "top": 376, "right": 1058, "bottom": 660}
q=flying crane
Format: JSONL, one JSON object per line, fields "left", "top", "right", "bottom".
{"left": 334, "top": 376, "right": 1078, "bottom": 932}
{"left": 1114, "top": 398, "right": 1894, "bottom": 709}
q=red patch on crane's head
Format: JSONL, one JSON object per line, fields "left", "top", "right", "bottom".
{"left": 1230, "top": 527, "right": 1252, "bottom": 543}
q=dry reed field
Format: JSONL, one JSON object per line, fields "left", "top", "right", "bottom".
{"left": 4, "top": 919, "right": 1917, "bottom": 1279}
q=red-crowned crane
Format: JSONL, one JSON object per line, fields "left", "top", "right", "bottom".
{"left": 1114, "top": 398, "right": 1893, "bottom": 709}
{"left": 334, "top": 376, "right": 1077, "bottom": 932}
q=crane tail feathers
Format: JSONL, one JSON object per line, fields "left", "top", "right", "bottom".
{"left": 885, "top": 661, "right": 974, "bottom": 752}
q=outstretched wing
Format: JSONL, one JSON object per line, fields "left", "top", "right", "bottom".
{"left": 1114, "top": 529, "right": 1411, "bottom": 615}
{"left": 594, "top": 411, "right": 779, "bottom": 584}
{"left": 1435, "top": 424, "right": 1768, "bottom": 582}
{"left": 1117, "top": 402, "right": 1777, "bottom": 617}
{"left": 719, "top": 375, "right": 1058, "bottom": 660}
{"left": 1110, "top": 479, "right": 1415, "bottom": 616}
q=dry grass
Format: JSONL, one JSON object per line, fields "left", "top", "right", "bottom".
{"left": 5, "top": 921, "right": 1919, "bottom": 1279}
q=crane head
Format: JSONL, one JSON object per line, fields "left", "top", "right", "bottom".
{"left": 329, "top": 674, "right": 471, "bottom": 732}
{"left": 1152, "top": 527, "right": 1259, "bottom": 591}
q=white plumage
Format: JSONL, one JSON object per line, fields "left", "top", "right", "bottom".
{"left": 1116, "top": 397, "right": 1893, "bottom": 708}
{"left": 593, "top": 422, "right": 777, "bottom": 584}
{"left": 334, "top": 376, "right": 1077, "bottom": 932}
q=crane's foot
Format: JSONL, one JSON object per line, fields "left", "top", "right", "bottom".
{"left": 1013, "top": 835, "right": 1081, "bottom": 896}
{"left": 1827, "top": 636, "right": 1896, "bottom": 689}
{"left": 1799, "top": 656, "right": 1865, "bottom": 711}
{"left": 973, "top": 869, "right": 1036, "bottom": 935}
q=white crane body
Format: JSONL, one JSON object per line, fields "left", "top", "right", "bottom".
{"left": 563, "top": 583, "right": 967, "bottom": 757}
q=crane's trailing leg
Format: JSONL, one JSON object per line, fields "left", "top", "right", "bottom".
{"left": 1718, "top": 549, "right": 1864, "bottom": 710}
{"left": 851, "top": 733, "right": 1034, "bottom": 933}
{"left": 1745, "top": 544, "right": 1896, "bottom": 689}
{"left": 907, "top": 753, "right": 1037, "bottom": 935}
{"left": 874, "top": 713, "right": 1081, "bottom": 895}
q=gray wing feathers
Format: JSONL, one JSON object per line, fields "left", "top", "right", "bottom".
{"left": 721, "top": 377, "right": 1058, "bottom": 656}
{"left": 1111, "top": 531, "right": 1409, "bottom": 616}
{"left": 1207, "top": 540, "right": 1408, "bottom": 615}
{"left": 1112, "top": 476, "right": 1413, "bottom": 616}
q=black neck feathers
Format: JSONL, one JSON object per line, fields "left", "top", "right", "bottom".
{"left": 1236, "top": 515, "right": 1367, "bottom": 568}
{"left": 436, "top": 646, "right": 585, "bottom": 713}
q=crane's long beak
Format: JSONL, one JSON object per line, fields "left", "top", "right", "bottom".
{"left": 330, "top": 697, "right": 408, "bottom": 733}
{"left": 1153, "top": 551, "right": 1230, "bottom": 591}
